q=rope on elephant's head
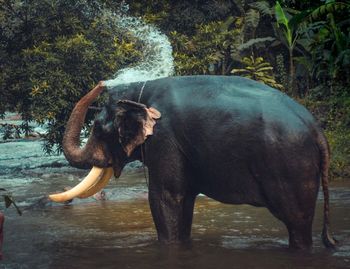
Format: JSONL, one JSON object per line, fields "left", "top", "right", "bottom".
{"left": 138, "top": 81, "right": 149, "bottom": 188}
{"left": 140, "top": 146, "right": 149, "bottom": 188}
{"left": 138, "top": 81, "right": 147, "bottom": 103}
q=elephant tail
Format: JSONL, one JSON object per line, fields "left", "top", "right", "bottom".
{"left": 318, "top": 132, "right": 337, "bottom": 248}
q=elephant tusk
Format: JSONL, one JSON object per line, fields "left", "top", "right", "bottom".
{"left": 48, "top": 166, "right": 104, "bottom": 203}
{"left": 77, "top": 167, "right": 113, "bottom": 199}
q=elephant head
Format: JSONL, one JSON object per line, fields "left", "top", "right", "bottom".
{"left": 49, "top": 82, "right": 161, "bottom": 203}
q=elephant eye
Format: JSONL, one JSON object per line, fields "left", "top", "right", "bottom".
{"left": 100, "top": 121, "right": 114, "bottom": 134}
{"left": 94, "top": 107, "right": 116, "bottom": 136}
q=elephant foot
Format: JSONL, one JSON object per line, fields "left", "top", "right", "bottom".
{"left": 157, "top": 234, "right": 192, "bottom": 245}
{"left": 287, "top": 224, "right": 313, "bottom": 250}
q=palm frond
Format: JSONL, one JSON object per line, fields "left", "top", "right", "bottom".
{"left": 245, "top": 9, "right": 260, "bottom": 29}
{"left": 231, "top": 68, "right": 249, "bottom": 74}
{"left": 310, "top": 2, "right": 350, "bottom": 21}
{"left": 249, "top": 1, "right": 273, "bottom": 17}
{"left": 256, "top": 66, "right": 274, "bottom": 72}
{"left": 238, "top": 37, "right": 275, "bottom": 51}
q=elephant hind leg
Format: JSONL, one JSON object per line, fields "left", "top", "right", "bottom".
{"left": 262, "top": 174, "right": 319, "bottom": 249}
{"left": 268, "top": 194, "right": 317, "bottom": 250}
{"left": 267, "top": 206, "right": 314, "bottom": 250}
{"left": 286, "top": 222, "right": 313, "bottom": 250}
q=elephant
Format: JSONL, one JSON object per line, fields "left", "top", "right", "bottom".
{"left": 49, "top": 75, "right": 336, "bottom": 250}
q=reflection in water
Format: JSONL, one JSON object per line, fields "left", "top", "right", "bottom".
{"left": 2, "top": 183, "right": 350, "bottom": 269}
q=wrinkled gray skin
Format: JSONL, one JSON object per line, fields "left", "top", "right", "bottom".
{"left": 62, "top": 75, "right": 336, "bottom": 250}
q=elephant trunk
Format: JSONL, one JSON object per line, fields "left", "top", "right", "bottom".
{"left": 62, "top": 81, "right": 108, "bottom": 169}
{"left": 49, "top": 82, "right": 127, "bottom": 203}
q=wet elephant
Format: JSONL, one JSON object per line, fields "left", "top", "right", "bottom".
{"left": 49, "top": 75, "right": 336, "bottom": 249}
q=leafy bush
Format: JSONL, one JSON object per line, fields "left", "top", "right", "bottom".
{"left": 325, "top": 128, "right": 350, "bottom": 180}
{"left": 302, "top": 95, "right": 350, "bottom": 180}
{"left": 170, "top": 17, "right": 242, "bottom": 75}
{"left": 231, "top": 55, "right": 283, "bottom": 90}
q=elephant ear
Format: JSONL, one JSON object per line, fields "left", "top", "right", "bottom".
{"left": 115, "top": 100, "right": 161, "bottom": 157}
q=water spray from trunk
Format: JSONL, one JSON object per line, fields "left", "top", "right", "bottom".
{"left": 103, "top": 4, "right": 174, "bottom": 88}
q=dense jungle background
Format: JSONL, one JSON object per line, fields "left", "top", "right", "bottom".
{"left": 1, "top": 0, "right": 349, "bottom": 180}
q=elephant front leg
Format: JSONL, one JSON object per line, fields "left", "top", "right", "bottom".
{"left": 149, "top": 190, "right": 196, "bottom": 244}
{"left": 145, "top": 138, "right": 197, "bottom": 243}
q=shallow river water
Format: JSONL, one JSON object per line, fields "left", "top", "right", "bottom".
{"left": 0, "top": 139, "right": 350, "bottom": 269}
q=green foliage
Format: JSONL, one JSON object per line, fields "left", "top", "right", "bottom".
{"left": 326, "top": 127, "right": 350, "bottom": 179}
{"left": 250, "top": 1, "right": 313, "bottom": 96}
{"left": 275, "top": 1, "right": 293, "bottom": 47}
{"left": 308, "top": 17, "right": 350, "bottom": 89}
{"left": 302, "top": 94, "right": 350, "bottom": 180}
{"left": 286, "top": 0, "right": 350, "bottom": 94}
{"left": 266, "top": 1, "right": 350, "bottom": 97}
{"left": 231, "top": 5, "right": 274, "bottom": 59}
{"left": 24, "top": 31, "right": 141, "bottom": 123}
{"left": 125, "top": 0, "right": 170, "bottom": 25}
{"left": 273, "top": 1, "right": 308, "bottom": 95}
{"left": 170, "top": 5, "right": 274, "bottom": 76}
{"left": 232, "top": 55, "right": 284, "bottom": 89}
{"left": 303, "top": 91, "right": 350, "bottom": 128}
{"left": 238, "top": 37, "right": 276, "bottom": 51}
{"left": 309, "top": 1, "right": 350, "bottom": 21}
{"left": 275, "top": 54, "right": 289, "bottom": 90}
{"left": 126, "top": 0, "right": 236, "bottom": 35}
{"left": 170, "top": 17, "right": 242, "bottom": 75}
{"left": 249, "top": 1, "right": 274, "bottom": 17}
{"left": 0, "top": 0, "right": 143, "bottom": 153}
